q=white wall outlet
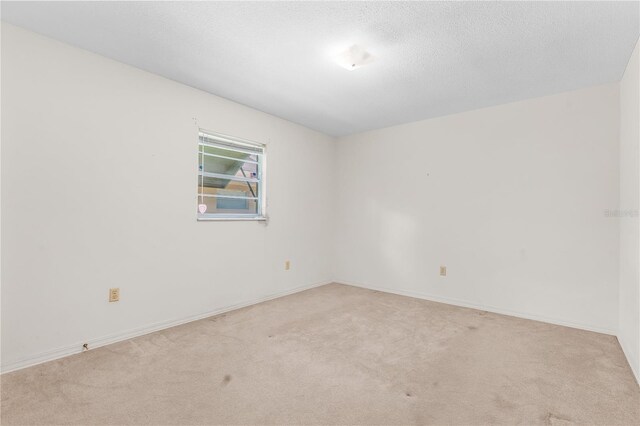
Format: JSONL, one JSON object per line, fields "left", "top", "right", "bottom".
{"left": 440, "top": 266, "right": 447, "bottom": 276}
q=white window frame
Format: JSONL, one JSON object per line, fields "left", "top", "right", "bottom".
{"left": 197, "top": 129, "right": 267, "bottom": 221}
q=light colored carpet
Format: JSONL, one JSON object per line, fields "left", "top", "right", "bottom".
{"left": 1, "top": 283, "right": 638, "bottom": 425}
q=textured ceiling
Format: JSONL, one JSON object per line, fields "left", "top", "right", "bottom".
{"left": 2, "top": 1, "right": 639, "bottom": 137}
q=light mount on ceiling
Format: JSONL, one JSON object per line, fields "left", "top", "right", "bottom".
{"left": 334, "top": 44, "right": 375, "bottom": 71}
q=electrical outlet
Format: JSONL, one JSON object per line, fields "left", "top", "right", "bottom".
{"left": 440, "top": 266, "right": 447, "bottom": 276}
{"left": 109, "top": 288, "right": 120, "bottom": 302}
{"left": 285, "top": 260, "right": 291, "bottom": 270}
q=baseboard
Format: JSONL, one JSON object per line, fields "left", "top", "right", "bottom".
{"left": 618, "top": 334, "right": 640, "bottom": 386}
{"left": 1, "top": 280, "right": 331, "bottom": 374}
{"left": 3, "top": 279, "right": 622, "bottom": 375}
{"left": 336, "top": 280, "right": 617, "bottom": 336}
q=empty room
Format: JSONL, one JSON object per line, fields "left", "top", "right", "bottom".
{"left": 1, "top": 1, "right": 639, "bottom": 425}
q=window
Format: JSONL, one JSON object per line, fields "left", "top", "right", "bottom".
{"left": 197, "top": 130, "right": 266, "bottom": 220}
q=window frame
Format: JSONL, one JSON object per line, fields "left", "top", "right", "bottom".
{"left": 197, "top": 129, "right": 267, "bottom": 221}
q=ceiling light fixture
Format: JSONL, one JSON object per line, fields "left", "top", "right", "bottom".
{"left": 334, "top": 44, "right": 375, "bottom": 71}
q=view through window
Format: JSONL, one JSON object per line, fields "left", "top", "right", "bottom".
{"left": 197, "top": 130, "right": 265, "bottom": 220}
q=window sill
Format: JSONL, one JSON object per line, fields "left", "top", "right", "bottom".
{"left": 197, "top": 216, "right": 267, "bottom": 222}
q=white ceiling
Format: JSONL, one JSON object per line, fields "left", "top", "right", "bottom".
{"left": 2, "top": 1, "right": 639, "bottom": 137}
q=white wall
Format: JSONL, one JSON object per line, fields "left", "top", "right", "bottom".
{"left": 0, "top": 24, "right": 335, "bottom": 372}
{"left": 1, "top": 23, "right": 634, "bottom": 377}
{"left": 619, "top": 38, "right": 640, "bottom": 383}
{"left": 335, "top": 84, "right": 621, "bottom": 334}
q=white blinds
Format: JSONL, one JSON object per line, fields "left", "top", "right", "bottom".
{"left": 197, "top": 130, "right": 266, "bottom": 220}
